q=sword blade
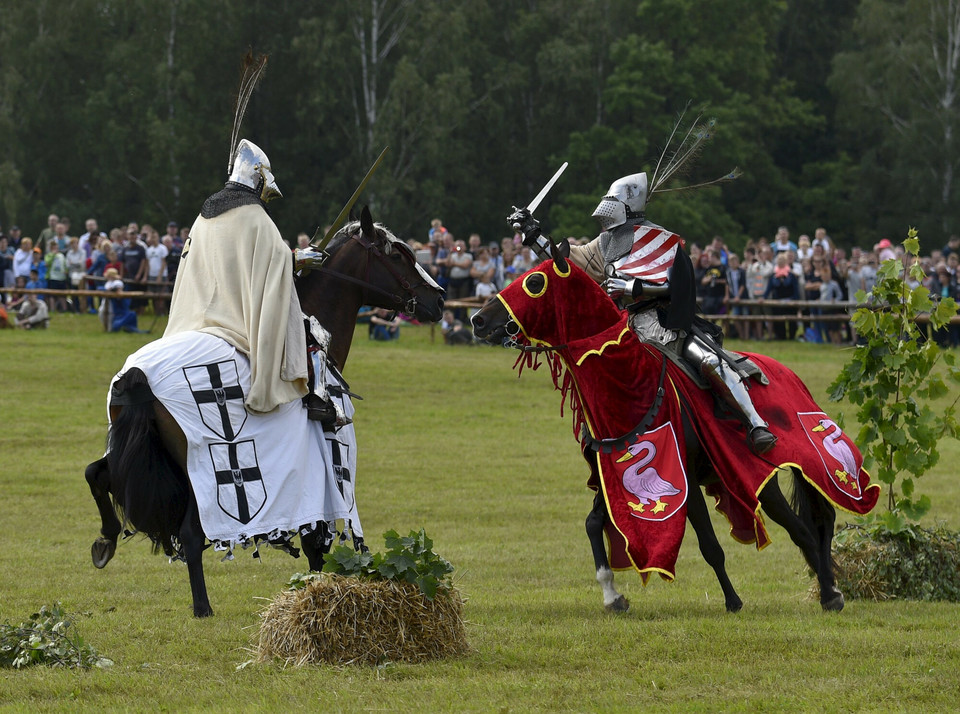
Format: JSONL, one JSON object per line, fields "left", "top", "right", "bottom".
{"left": 311, "top": 146, "right": 390, "bottom": 251}
{"left": 527, "top": 161, "right": 568, "bottom": 214}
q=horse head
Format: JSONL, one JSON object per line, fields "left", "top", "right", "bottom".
{"left": 472, "top": 240, "right": 622, "bottom": 348}
{"left": 298, "top": 206, "right": 444, "bottom": 324}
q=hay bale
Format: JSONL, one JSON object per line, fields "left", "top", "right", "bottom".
{"left": 820, "top": 523, "right": 960, "bottom": 602}
{"left": 255, "top": 573, "right": 468, "bottom": 665}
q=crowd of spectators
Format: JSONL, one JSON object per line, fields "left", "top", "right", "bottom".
{"left": 688, "top": 226, "right": 960, "bottom": 347}
{"left": 406, "top": 220, "right": 960, "bottom": 349}
{"left": 0, "top": 213, "right": 186, "bottom": 330}
{"left": 2, "top": 213, "right": 957, "bottom": 347}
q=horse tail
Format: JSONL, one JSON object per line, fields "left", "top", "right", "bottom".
{"left": 107, "top": 368, "right": 188, "bottom": 555}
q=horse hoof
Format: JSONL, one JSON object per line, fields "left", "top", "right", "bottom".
{"left": 91, "top": 537, "right": 116, "bottom": 569}
{"left": 821, "top": 590, "right": 845, "bottom": 612}
{"left": 726, "top": 598, "right": 744, "bottom": 613}
{"left": 605, "top": 595, "right": 630, "bottom": 613}
{"left": 193, "top": 605, "right": 214, "bottom": 618}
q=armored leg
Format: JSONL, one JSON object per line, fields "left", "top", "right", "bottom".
{"left": 303, "top": 316, "right": 350, "bottom": 430}
{"left": 683, "top": 334, "right": 777, "bottom": 454}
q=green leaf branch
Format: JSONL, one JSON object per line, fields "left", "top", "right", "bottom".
{"left": 289, "top": 528, "right": 455, "bottom": 600}
{"left": 829, "top": 229, "right": 960, "bottom": 524}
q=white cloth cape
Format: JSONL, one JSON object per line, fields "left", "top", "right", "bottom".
{"left": 164, "top": 204, "right": 307, "bottom": 414}
{"left": 110, "top": 331, "right": 363, "bottom": 549}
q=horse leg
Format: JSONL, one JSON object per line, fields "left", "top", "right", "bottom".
{"left": 300, "top": 521, "right": 333, "bottom": 572}
{"left": 791, "top": 470, "right": 843, "bottom": 611}
{"left": 85, "top": 456, "right": 121, "bottom": 568}
{"left": 757, "top": 474, "right": 841, "bottom": 611}
{"left": 180, "top": 491, "right": 213, "bottom": 618}
{"left": 681, "top": 410, "right": 742, "bottom": 611}
{"left": 585, "top": 490, "right": 629, "bottom": 612}
{"left": 685, "top": 478, "right": 743, "bottom": 613}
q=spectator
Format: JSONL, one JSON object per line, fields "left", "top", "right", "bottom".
{"left": 470, "top": 246, "right": 497, "bottom": 299}
{"left": 45, "top": 238, "right": 69, "bottom": 312}
{"left": 488, "top": 242, "right": 505, "bottom": 290}
{"left": 772, "top": 226, "right": 797, "bottom": 254}
{"left": 0, "top": 236, "right": 13, "bottom": 293}
{"left": 12, "top": 237, "right": 33, "bottom": 280}
{"left": 29, "top": 248, "right": 47, "bottom": 286}
{"left": 801, "top": 257, "right": 822, "bottom": 342}
{"left": 6, "top": 275, "right": 28, "bottom": 311}
{"left": 100, "top": 268, "right": 145, "bottom": 333}
{"left": 118, "top": 227, "right": 148, "bottom": 313}
{"left": 709, "top": 236, "right": 729, "bottom": 267}
{"left": 443, "top": 239, "right": 473, "bottom": 317}
{"left": 163, "top": 235, "right": 182, "bottom": 288}
{"left": 875, "top": 238, "right": 897, "bottom": 263}
{"left": 165, "top": 220, "right": 182, "bottom": 249}
{"left": 37, "top": 214, "right": 58, "bottom": 254}
{"left": 369, "top": 307, "right": 401, "bottom": 341}
{"left": 15, "top": 291, "right": 49, "bottom": 329}
{"left": 763, "top": 252, "right": 801, "bottom": 340}
{"left": 65, "top": 236, "right": 86, "bottom": 312}
{"left": 428, "top": 217, "right": 447, "bottom": 243}
{"left": 432, "top": 232, "right": 453, "bottom": 291}
{"left": 511, "top": 245, "right": 535, "bottom": 275}
{"left": 440, "top": 308, "right": 472, "bottom": 345}
{"left": 812, "top": 227, "right": 833, "bottom": 255}
{"left": 79, "top": 218, "right": 104, "bottom": 258}
{"left": 51, "top": 220, "right": 70, "bottom": 252}
{"left": 746, "top": 244, "right": 774, "bottom": 340}
{"left": 145, "top": 230, "right": 169, "bottom": 315}
{"left": 931, "top": 264, "right": 959, "bottom": 347}
{"left": 724, "top": 253, "right": 748, "bottom": 339}
{"left": 467, "top": 233, "right": 482, "bottom": 257}
{"left": 695, "top": 249, "right": 726, "bottom": 315}
{"left": 7, "top": 225, "right": 22, "bottom": 250}
{"left": 817, "top": 264, "right": 844, "bottom": 344}
{"left": 296, "top": 232, "right": 310, "bottom": 250}
{"left": 796, "top": 234, "right": 813, "bottom": 261}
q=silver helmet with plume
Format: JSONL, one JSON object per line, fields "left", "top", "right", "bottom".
{"left": 228, "top": 139, "right": 281, "bottom": 202}
{"left": 225, "top": 53, "right": 280, "bottom": 202}
{"left": 591, "top": 173, "right": 648, "bottom": 231}
{"left": 592, "top": 107, "right": 742, "bottom": 231}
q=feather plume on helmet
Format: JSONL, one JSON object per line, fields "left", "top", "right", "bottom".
{"left": 591, "top": 106, "right": 740, "bottom": 232}
{"left": 225, "top": 52, "right": 281, "bottom": 202}
{"left": 647, "top": 105, "right": 741, "bottom": 199}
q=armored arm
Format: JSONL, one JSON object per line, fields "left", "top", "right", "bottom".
{"left": 295, "top": 247, "right": 329, "bottom": 272}
{"left": 506, "top": 207, "right": 553, "bottom": 261}
{"left": 602, "top": 272, "right": 671, "bottom": 304}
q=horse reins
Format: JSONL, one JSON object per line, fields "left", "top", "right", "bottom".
{"left": 502, "top": 314, "right": 668, "bottom": 453}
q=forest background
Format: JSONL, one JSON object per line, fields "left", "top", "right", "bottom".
{"left": 0, "top": 0, "right": 957, "bottom": 252}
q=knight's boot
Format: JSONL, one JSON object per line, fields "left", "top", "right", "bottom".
{"left": 304, "top": 316, "right": 351, "bottom": 430}
{"left": 684, "top": 336, "right": 777, "bottom": 454}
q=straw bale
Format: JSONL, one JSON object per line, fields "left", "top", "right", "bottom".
{"left": 255, "top": 573, "right": 468, "bottom": 665}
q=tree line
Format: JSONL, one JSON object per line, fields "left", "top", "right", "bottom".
{"left": 0, "top": 0, "right": 956, "bottom": 252}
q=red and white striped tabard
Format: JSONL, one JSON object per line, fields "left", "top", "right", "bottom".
{"left": 612, "top": 224, "right": 684, "bottom": 285}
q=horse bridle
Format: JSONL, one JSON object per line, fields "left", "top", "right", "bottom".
{"left": 301, "top": 231, "right": 431, "bottom": 316}
{"left": 503, "top": 316, "right": 568, "bottom": 353}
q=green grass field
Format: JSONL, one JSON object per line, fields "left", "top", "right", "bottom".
{"left": 1, "top": 314, "right": 958, "bottom": 713}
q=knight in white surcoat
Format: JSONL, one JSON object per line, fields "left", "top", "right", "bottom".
{"left": 165, "top": 139, "right": 346, "bottom": 428}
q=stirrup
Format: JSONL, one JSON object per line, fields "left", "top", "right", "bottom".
{"left": 748, "top": 426, "right": 777, "bottom": 455}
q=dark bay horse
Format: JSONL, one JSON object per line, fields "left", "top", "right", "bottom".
{"left": 471, "top": 246, "right": 873, "bottom": 614}
{"left": 84, "top": 207, "right": 443, "bottom": 617}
